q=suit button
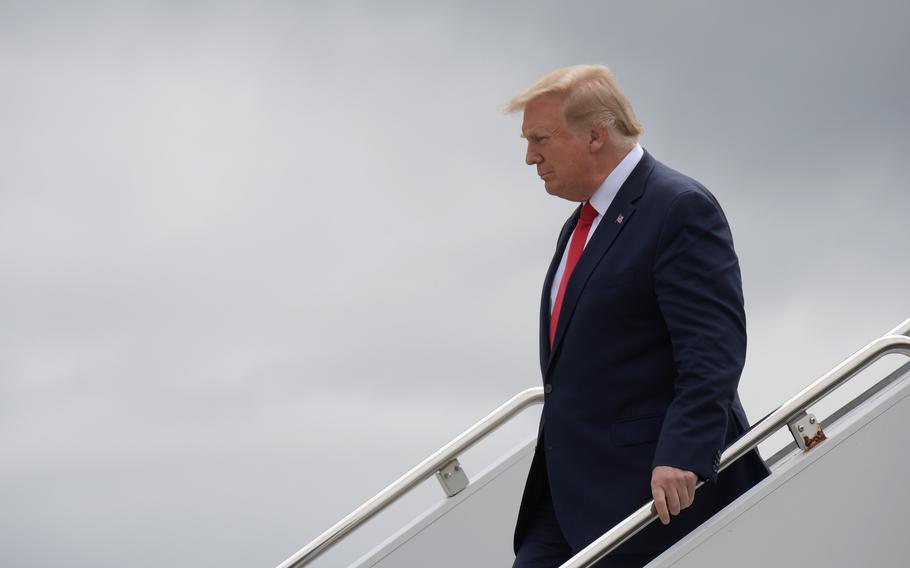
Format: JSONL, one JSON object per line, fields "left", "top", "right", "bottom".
{"left": 544, "top": 384, "right": 553, "bottom": 394}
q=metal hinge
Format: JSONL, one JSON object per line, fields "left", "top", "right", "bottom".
{"left": 788, "top": 412, "right": 827, "bottom": 451}
{"left": 435, "top": 458, "right": 469, "bottom": 497}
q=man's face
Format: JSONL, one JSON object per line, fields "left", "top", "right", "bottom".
{"left": 521, "top": 94, "right": 595, "bottom": 202}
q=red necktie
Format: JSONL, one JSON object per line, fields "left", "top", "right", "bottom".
{"left": 550, "top": 202, "right": 599, "bottom": 347}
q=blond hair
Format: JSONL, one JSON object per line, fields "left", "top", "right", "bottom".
{"left": 502, "top": 64, "right": 642, "bottom": 149}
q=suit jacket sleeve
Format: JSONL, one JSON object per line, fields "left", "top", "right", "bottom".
{"left": 650, "top": 188, "right": 747, "bottom": 483}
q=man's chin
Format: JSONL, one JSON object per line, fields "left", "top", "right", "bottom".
{"left": 544, "top": 183, "right": 577, "bottom": 201}
{"left": 543, "top": 181, "right": 588, "bottom": 202}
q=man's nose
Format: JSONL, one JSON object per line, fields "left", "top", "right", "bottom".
{"left": 525, "top": 145, "right": 541, "bottom": 166}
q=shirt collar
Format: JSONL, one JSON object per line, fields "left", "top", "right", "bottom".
{"left": 587, "top": 143, "right": 644, "bottom": 215}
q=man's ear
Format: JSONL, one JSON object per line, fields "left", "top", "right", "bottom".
{"left": 588, "top": 125, "right": 609, "bottom": 153}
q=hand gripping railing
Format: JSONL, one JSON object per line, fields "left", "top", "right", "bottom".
{"left": 276, "top": 387, "right": 544, "bottom": 568}
{"left": 560, "top": 317, "right": 910, "bottom": 568}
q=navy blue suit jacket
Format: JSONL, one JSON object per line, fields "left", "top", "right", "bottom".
{"left": 513, "top": 150, "right": 769, "bottom": 556}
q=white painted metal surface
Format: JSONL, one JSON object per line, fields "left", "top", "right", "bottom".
{"left": 648, "top": 362, "right": 910, "bottom": 567}
{"left": 350, "top": 436, "right": 536, "bottom": 568}
{"left": 278, "top": 389, "right": 543, "bottom": 568}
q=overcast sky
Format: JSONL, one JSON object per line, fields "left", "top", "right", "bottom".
{"left": 2, "top": 1, "right": 909, "bottom": 567}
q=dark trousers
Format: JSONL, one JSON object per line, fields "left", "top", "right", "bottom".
{"left": 512, "top": 482, "right": 658, "bottom": 568}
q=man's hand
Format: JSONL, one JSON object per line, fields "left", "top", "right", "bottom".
{"left": 650, "top": 466, "right": 697, "bottom": 525}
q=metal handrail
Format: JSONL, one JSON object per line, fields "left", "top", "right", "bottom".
{"left": 276, "top": 387, "right": 544, "bottom": 568}
{"left": 887, "top": 316, "right": 910, "bottom": 337}
{"left": 561, "top": 320, "right": 910, "bottom": 568}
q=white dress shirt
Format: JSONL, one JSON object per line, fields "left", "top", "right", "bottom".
{"left": 549, "top": 143, "right": 644, "bottom": 313}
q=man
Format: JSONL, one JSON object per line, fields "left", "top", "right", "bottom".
{"left": 503, "top": 65, "right": 770, "bottom": 568}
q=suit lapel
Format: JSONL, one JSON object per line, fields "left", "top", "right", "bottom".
{"left": 546, "top": 151, "right": 656, "bottom": 375}
{"left": 539, "top": 208, "right": 580, "bottom": 373}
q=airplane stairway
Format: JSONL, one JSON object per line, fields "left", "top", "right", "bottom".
{"left": 276, "top": 318, "right": 910, "bottom": 568}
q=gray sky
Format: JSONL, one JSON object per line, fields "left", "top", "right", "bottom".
{"left": 2, "top": 1, "right": 909, "bottom": 566}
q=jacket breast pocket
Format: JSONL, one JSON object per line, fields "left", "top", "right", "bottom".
{"left": 610, "top": 413, "right": 666, "bottom": 447}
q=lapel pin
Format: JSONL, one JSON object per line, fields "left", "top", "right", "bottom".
{"left": 615, "top": 213, "right": 624, "bottom": 224}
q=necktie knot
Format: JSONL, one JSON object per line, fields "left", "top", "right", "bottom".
{"left": 580, "top": 202, "right": 598, "bottom": 225}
